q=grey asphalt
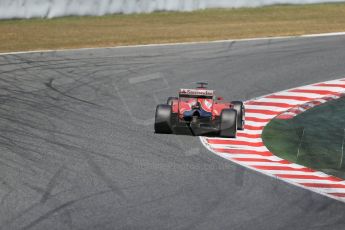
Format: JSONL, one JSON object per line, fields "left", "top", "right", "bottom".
{"left": 1, "top": 35, "right": 345, "bottom": 230}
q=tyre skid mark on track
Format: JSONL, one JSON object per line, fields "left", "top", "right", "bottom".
{"left": 200, "top": 77, "right": 345, "bottom": 202}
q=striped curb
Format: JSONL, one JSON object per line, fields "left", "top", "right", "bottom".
{"left": 276, "top": 93, "right": 345, "bottom": 120}
{"left": 200, "top": 78, "right": 345, "bottom": 202}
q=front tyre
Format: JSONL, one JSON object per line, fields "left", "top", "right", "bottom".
{"left": 154, "top": 104, "right": 173, "bottom": 134}
{"left": 231, "top": 101, "right": 245, "bottom": 130}
{"left": 220, "top": 109, "right": 237, "bottom": 138}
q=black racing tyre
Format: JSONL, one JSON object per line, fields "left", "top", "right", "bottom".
{"left": 167, "top": 97, "right": 178, "bottom": 105}
{"left": 154, "top": 104, "right": 173, "bottom": 134}
{"left": 231, "top": 101, "right": 245, "bottom": 130}
{"left": 220, "top": 109, "right": 237, "bottom": 138}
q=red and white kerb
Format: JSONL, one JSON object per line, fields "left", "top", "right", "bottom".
{"left": 200, "top": 78, "right": 345, "bottom": 202}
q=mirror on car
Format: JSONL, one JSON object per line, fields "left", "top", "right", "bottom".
{"left": 217, "top": 97, "right": 224, "bottom": 100}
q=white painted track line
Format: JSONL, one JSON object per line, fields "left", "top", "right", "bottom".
{"left": 0, "top": 31, "right": 344, "bottom": 56}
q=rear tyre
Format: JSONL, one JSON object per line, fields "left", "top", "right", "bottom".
{"left": 231, "top": 101, "right": 245, "bottom": 130}
{"left": 155, "top": 104, "right": 173, "bottom": 134}
{"left": 167, "top": 97, "right": 178, "bottom": 106}
{"left": 220, "top": 109, "right": 237, "bottom": 138}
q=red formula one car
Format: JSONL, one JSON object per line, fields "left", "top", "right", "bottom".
{"left": 154, "top": 83, "right": 245, "bottom": 138}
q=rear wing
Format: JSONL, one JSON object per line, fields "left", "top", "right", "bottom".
{"left": 179, "top": 89, "right": 215, "bottom": 98}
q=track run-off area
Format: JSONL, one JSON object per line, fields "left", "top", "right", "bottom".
{"left": 1, "top": 34, "right": 345, "bottom": 230}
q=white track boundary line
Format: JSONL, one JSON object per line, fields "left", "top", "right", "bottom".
{"left": 200, "top": 138, "right": 345, "bottom": 202}
{"left": 0, "top": 32, "right": 344, "bottom": 56}
{"left": 200, "top": 76, "right": 345, "bottom": 202}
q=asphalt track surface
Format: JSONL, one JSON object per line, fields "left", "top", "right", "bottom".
{"left": 1, "top": 35, "right": 345, "bottom": 230}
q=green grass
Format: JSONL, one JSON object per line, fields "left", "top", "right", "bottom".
{"left": 0, "top": 3, "right": 345, "bottom": 52}
{"left": 262, "top": 97, "right": 345, "bottom": 179}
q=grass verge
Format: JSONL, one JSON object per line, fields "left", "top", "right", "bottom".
{"left": 262, "top": 96, "right": 345, "bottom": 179}
{"left": 0, "top": 3, "right": 345, "bottom": 53}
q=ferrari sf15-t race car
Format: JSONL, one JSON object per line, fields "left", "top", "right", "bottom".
{"left": 154, "top": 83, "right": 245, "bottom": 138}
